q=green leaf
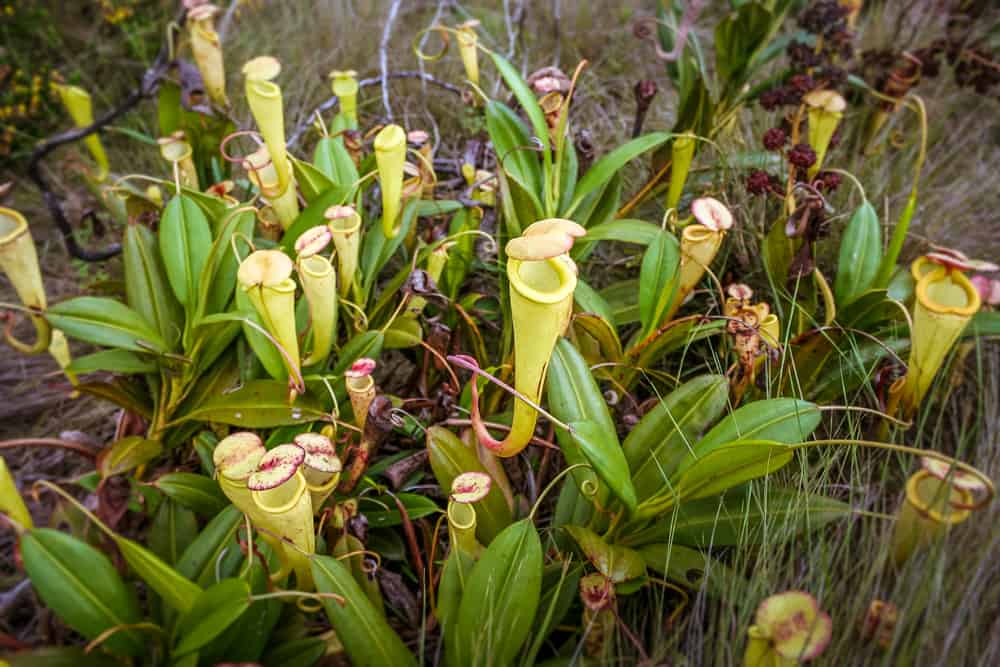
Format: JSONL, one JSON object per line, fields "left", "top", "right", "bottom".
{"left": 177, "top": 505, "right": 243, "bottom": 587}
{"left": 3, "top": 647, "right": 124, "bottom": 667}
{"left": 637, "top": 543, "right": 743, "bottom": 597}
{"left": 638, "top": 229, "right": 680, "bottom": 335}
{"left": 149, "top": 498, "right": 197, "bottom": 566}
{"left": 280, "top": 184, "right": 353, "bottom": 254}
{"left": 199, "top": 209, "right": 256, "bottom": 318}
{"left": 834, "top": 200, "right": 882, "bottom": 305}
{"left": 600, "top": 279, "right": 641, "bottom": 325}
{"left": 624, "top": 374, "right": 729, "bottom": 501}
{"left": 546, "top": 339, "right": 613, "bottom": 524}
{"left": 437, "top": 547, "right": 475, "bottom": 639}
{"left": 966, "top": 311, "right": 1000, "bottom": 337}
{"left": 152, "top": 472, "right": 228, "bottom": 517}
{"left": 448, "top": 519, "right": 543, "bottom": 667}
{"left": 427, "top": 426, "right": 513, "bottom": 544}
{"left": 672, "top": 440, "right": 794, "bottom": 503}
{"left": 159, "top": 194, "right": 212, "bottom": 307}
{"left": 47, "top": 297, "right": 166, "bottom": 353}
{"left": 358, "top": 492, "right": 439, "bottom": 527}
{"left": 572, "top": 312, "right": 623, "bottom": 364}
{"left": 314, "top": 135, "right": 359, "bottom": 186}
{"left": 584, "top": 219, "right": 663, "bottom": 246}
{"left": 569, "top": 420, "right": 638, "bottom": 514}
{"left": 173, "top": 380, "right": 328, "bottom": 428}
{"left": 123, "top": 224, "right": 183, "bottom": 348}
{"left": 485, "top": 101, "right": 544, "bottom": 216}
{"left": 564, "top": 526, "right": 644, "bottom": 582}
{"left": 573, "top": 279, "right": 618, "bottom": 330}
{"left": 65, "top": 349, "right": 156, "bottom": 375}
{"left": 312, "top": 555, "right": 418, "bottom": 667}
{"left": 690, "top": 397, "right": 820, "bottom": 461}
{"left": 173, "top": 578, "right": 251, "bottom": 656}
{"left": 262, "top": 638, "right": 327, "bottom": 667}
{"left": 98, "top": 436, "right": 162, "bottom": 478}
{"left": 567, "top": 133, "right": 672, "bottom": 216}
{"left": 715, "top": 2, "right": 773, "bottom": 90}
{"left": 115, "top": 534, "right": 203, "bottom": 614}
{"left": 489, "top": 52, "right": 549, "bottom": 152}
{"left": 626, "top": 488, "right": 852, "bottom": 547}
{"left": 20, "top": 529, "right": 145, "bottom": 656}
{"left": 291, "top": 154, "right": 336, "bottom": 202}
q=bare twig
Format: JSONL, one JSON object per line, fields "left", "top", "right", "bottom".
{"left": 380, "top": 0, "right": 404, "bottom": 121}
{"left": 217, "top": 0, "right": 241, "bottom": 42}
{"left": 0, "top": 438, "right": 100, "bottom": 460}
{"left": 26, "top": 7, "right": 186, "bottom": 261}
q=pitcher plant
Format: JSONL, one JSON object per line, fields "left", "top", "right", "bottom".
{"left": 243, "top": 56, "right": 298, "bottom": 224}
{"left": 897, "top": 252, "right": 983, "bottom": 418}
{"left": 237, "top": 249, "right": 302, "bottom": 393}
{"left": 374, "top": 124, "right": 407, "bottom": 239}
{"left": 467, "top": 218, "right": 584, "bottom": 457}
{"left": 294, "top": 226, "right": 337, "bottom": 367}
{"left": 187, "top": 3, "right": 228, "bottom": 107}
{"left": 0, "top": 207, "right": 51, "bottom": 353}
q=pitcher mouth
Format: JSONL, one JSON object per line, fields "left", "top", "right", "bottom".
{"left": 508, "top": 256, "right": 577, "bottom": 305}
{"left": 906, "top": 470, "right": 972, "bottom": 525}
{"left": 252, "top": 470, "right": 308, "bottom": 514}
{"left": 0, "top": 208, "right": 28, "bottom": 245}
{"left": 682, "top": 223, "right": 720, "bottom": 244}
{"left": 916, "top": 266, "right": 980, "bottom": 317}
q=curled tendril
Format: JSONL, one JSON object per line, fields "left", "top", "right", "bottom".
{"left": 219, "top": 129, "right": 266, "bottom": 164}
{"left": 412, "top": 26, "right": 452, "bottom": 62}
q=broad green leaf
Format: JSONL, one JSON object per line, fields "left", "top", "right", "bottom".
{"left": 572, "top": 312, "right": 623, "bottom": 363}
{"left": 47, "top": 297, "right": 166, "bottom": 353}
{"left": 149, "top": 498, "right": 197, "bottom": 566}
{"left": 427, "top": 426, "right": 513, "bottom": 544}
{"left": 715, "top": 2, "right": 773, "bottom": 90}
{"left": 123, "top": 224, "right": 183, "bottom": 348}
{"left": 65, "top": 349, "right": 156, "bottom": 375}
{"left": 115, "top": 534, "right": 203, "bottom": 614}
{"left": 638, "top": 229, "right": 680, "bottom": 335}
{"left": 291, "top": 154, "right": 336, "bottom": 202}
{"left": 437, "top": 547, "right": 475, "bottom": 638}
{"left": 173, "top": 380, "right": 328, "bottom": 428}
{"left": 521, "top": 563, "right": 583, "bottom": 666}
{"left": 358, "top": 492, "right": 439, "bottom": 528}
{"left": 177, "top": 505, "right": 243, "bottom": 587}
{"left": 20, "top": 529, "right": 145, "bottom": 656}
{"left": 584, "top": 219, "right": 663, "bottom": 246}
{"left": 314, "top": 135, "right": 359, "bottom": 186}
{"left": 489, "top": 52, "right": 549, "bottom": 152}
{"left": 626, "top": 488, "right": 852, "bottom": 547}
{"left": 261, "top": 638, "right": 327, "bottom": 667}
{"left": 485, "top": 101, "right": 544, "bottom": 216}
{"left": 624, "top": 374, "right": 729, "bottom": 500}
{"left": 173, "top": 578, "right": 251, "bottom": 656}
{"left": 672, "top": 440, "right": 794, "bottom": 502}
{"left": 691, "top": 398, "right": 820, "bottom": 461}
{"left": 3, "top": 647, "right": 123, "bottom": 667}
{"left": 567, "top": 133, "right": 672, "bottom": 216}
{"left": 573, "top": 278, "right": 618, "bottom": 331}
{"left": 834, "top": 201, "right": 882, "bottom": 305}
{"left": 601, "top": 279, "right": 641, "bottom": 325}
{"left": 966, "top": 311, "right": 1000, "bottom": 338}
{"left": 159, "top": 194, "right": 212, "bottom": 307}
{"left": 152, "top": 472, "right": 228, "bottom": 517}
{"left": 98, "top": 436, "right": 162, "bottom": 478}
{"left": 546, "top": 339, "right": 613, "bottom": 524}
{"left": 280, "top": 184, "right": 353, "bottom": 253}
{"left": 564, "top": 526, "right": 645, "bottom": 582}
{"left": 448, "top": 519, "right": 543, "bottom": 667}
{"left": 199, "top": 208, "right": 256, "bottom": 318}
{"left": 638, "top": 543, "right": 743, "bottom": 597}
{"left": 312, "top": 555, "right": 417, "bottom": 667}
{"left": 569, "top": 420, "right": 638, "bottom": 513}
